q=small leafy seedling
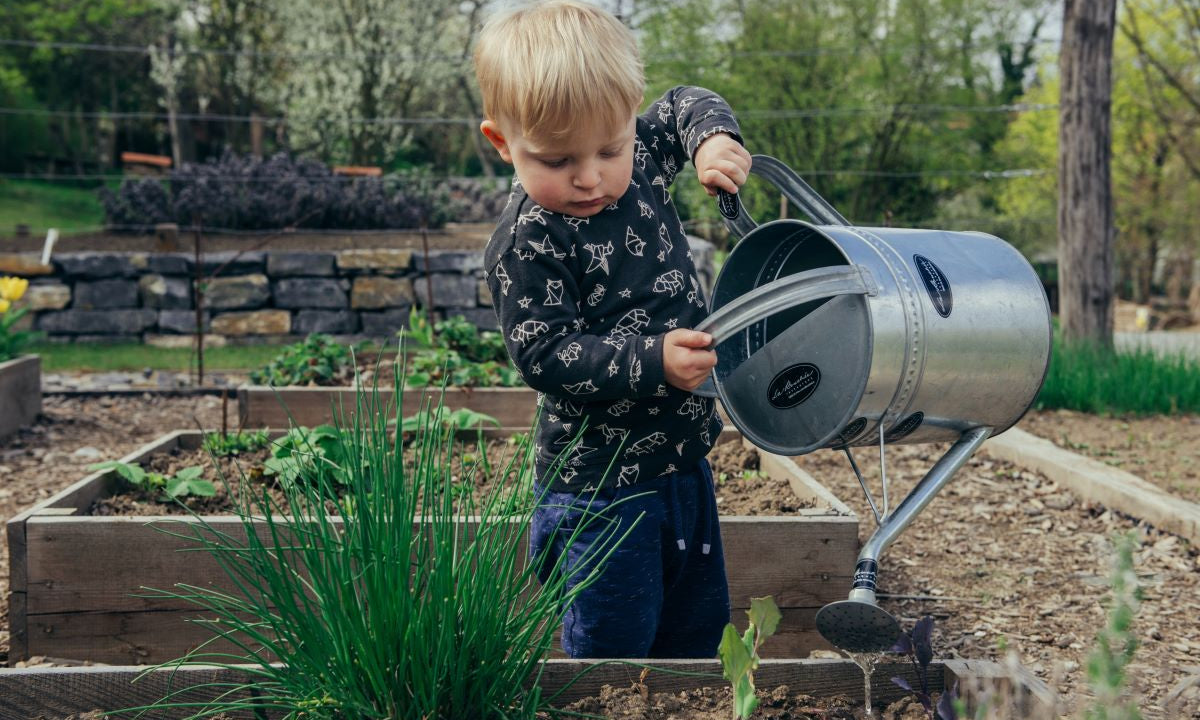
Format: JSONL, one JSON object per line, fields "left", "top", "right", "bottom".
{"left": 88, "top": 461, "right": 216, "bottom": 502}
{"left": 395, "top": 407, "right": 500, "bottom": 434}
{"left": 890, "top": 615, "right": 958, "bottom": 720}
{"left": 202, "top": 429, "right": 270, "bottom": 457}
{"left": 263, "top": 425, "right": 349, "bottom": 493}
{"left": 718, "top": 595, "right": 781, "bottom": 719}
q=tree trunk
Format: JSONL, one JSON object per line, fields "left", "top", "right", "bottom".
{"left": 1057, "top": 0, "right": 1117, "bottom": 347}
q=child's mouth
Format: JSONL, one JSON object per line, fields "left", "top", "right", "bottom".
{"left": 573, "top": 197, "right": 606, "bottom": 209}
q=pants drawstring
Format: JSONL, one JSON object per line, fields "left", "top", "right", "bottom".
{"left": 667, "top": 474, "right": 687, "bottom": 551}
{"left": 699, "top": 464, "right": 714, "bottom": 555}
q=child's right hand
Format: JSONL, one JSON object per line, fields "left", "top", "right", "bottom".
{"left": 663, "top": 329, "right": 717, "bottom": 392}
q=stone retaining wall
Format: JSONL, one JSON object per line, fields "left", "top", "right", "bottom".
{"left": 12, "top": 238, "right": 715, "bottom": 345}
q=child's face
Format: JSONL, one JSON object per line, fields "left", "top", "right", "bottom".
{"left": 481, "top": 114, "right": 636, "bottom": 217}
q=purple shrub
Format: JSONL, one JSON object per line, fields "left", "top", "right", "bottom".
{"left": 100, "top": 151, "right": 468, "bottom": 232}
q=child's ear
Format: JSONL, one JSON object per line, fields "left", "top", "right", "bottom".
{"left": 480, "top": 120, "right": 513, "bottom": 164}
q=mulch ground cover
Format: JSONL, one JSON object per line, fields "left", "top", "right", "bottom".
{"left": 796, "top": 439, "right": 1200, "bottom": 717}
{"left": 3, "top": 397, "right": 1198, "bottom": 716}
{"left": 1021, "top": 409, "right": 1200, "bottom": 503}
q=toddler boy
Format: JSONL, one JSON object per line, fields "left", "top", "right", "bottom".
{"left": 475, "top": 0, "right": 750, "bottom": 658}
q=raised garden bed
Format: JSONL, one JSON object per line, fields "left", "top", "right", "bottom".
{"left": 6, "top": 429, "right": 858, "bottom": 665}
{"left": 0, "top": 657, "right": 1054, "bottom": 719}
{"left": 0, "top": 354, "right": 40, "bottom": 442}
{"left": 238, "top": 383, "right": 542, "bottom": 428}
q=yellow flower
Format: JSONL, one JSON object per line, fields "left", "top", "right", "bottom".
{"left": 0, "top": 276, "right": 29, "bottom": 303}
{"left": 0, "top": 299, "right": 9, "bottom": 313}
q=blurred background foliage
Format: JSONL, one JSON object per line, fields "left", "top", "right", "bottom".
{"left": 0, "top": 0, "right": 1197, "bottom": 290}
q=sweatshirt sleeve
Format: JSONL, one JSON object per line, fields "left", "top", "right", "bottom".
{"left": 485, "top": 218, "right": 668, "bottom": 402}
{"left": 637, "top": 85, "right": 744, "bottom": 187}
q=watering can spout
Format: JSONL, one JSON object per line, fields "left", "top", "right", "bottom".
{"left": 816, "top": 425, "right": 993, "bottom": 653}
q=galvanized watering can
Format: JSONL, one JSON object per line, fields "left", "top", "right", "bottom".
{"left": 695, "top": 156, "right": 1052, "bottom": 653}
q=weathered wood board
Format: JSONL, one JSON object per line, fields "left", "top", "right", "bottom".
{"left": 0, "top": 354, "right": 40, "bottom": 442}
{"left": 0, "top": 659, "right": 1055, "bottom": 719}
{"left": 8, "top": 430, "right": 858, "bottom": 665}
{"left": 238, "top": 384, "right": 543, "bottom": 429}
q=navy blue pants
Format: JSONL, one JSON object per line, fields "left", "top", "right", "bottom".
{"left": 529, "top": 459, "right": 730, "bottom": 658}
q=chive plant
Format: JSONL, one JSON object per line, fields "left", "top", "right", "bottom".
{"left": 1036, "top": 334, "right": 1200, "bottom": 415}
{"left": 128, "top": 354, "right": 635, "bottom": 719}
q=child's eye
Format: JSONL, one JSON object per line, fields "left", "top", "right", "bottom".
{"left": 541, "top": 158, "right": 567, "bottom": 168}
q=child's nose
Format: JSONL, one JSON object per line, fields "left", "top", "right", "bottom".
{"left": 573, "top": 163, "right": 601, "bottom": 189}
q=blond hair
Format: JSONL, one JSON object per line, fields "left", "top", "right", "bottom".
{"left": 474, "top": 1, "right": 644, "bottom": 139}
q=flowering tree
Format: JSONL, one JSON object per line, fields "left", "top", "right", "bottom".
{"left": 279, "top": 0, "right": 471, "bottom": 165}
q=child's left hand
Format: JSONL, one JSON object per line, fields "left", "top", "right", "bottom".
{"left": 694, "top": 133, "right": 752, "bottom": 197}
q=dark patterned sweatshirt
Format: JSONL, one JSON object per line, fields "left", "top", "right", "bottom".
{"left": 483, "top": 86, "right": 742, "bottom": 492}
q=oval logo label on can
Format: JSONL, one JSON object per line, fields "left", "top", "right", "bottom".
{"left": 767, "top": 363, "right": 821, "bottom": 409}
{"left": 717, "top": 190, "right": 741, "bottom": 220}
{"left": 833, "top": 417, "right": 868, "bottom": 447}
{"left": 884, "top": 411, "right": 924, "bottom": 443}
{"left": 913, "top": 254, "right": 952, "bottom": 318}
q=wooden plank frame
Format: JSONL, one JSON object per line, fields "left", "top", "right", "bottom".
{"left": 0, "top": 354, "right": 40, "bottom": 442}
{"left": 0, "top": 659, "right": 1056, "bottom": 718}
{"left": 238, "top": 384, "right": 544, "bottom": 429}
{"left": 6, "top": 429, "right": 858, "bottom": 665}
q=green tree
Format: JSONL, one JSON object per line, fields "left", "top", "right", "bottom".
{"left": 996, "top": 2, "right": 1199, "bottom": 302}
{"left": 0, "top": 60, "right": 49, "bottom": 171}
{"left": 179, "top": 0, "right": 292, "bottom": 158}
{"left": 0, "top": 0, "right": 170, "bottom": 171}
{"left": 636, "top": 0, "right": 1055, "bottom": 246}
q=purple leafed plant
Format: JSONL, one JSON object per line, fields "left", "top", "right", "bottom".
{"left": 99, "top": 150, "right": 477, "bottom": 232}
{"left": 890, "top": 615, "right": 958, "bottom": 720}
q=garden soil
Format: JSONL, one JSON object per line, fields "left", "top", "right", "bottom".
{"left": 1021, "top": 409, "right": 1200, "bottom": 502}
{"left": 548, "top": 683, "right": 931, "bottom": 719}
{"left": 0, "top": 394, "right": 223, "bottom": 668}
{"left": 2, "top": 396, "right": 1199, "bottom": 718}
{"left": 86, "top": 429, "right": 813, "bottom": 517}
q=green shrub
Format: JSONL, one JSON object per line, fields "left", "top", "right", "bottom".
{"left": 248, "top": 333, "right": 358, "bottom": 387}
{"left": 1035, "top": 334, "right": 1200, "bottom": 415}
{"left": 403, "top": 307, "right": 522, "bottom": 388}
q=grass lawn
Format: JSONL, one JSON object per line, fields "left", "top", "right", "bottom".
{"left": 30, "top": 342, "right": 291, "bottom": 373}
{"left": 0, "top": 179, "right": 110, "bottom": 235}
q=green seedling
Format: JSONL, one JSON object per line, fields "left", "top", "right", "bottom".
{"left": 718, "top": 595, "right": 781, "bottom": 719}
{"left": 202, "top": 429, "right": 270, "bottom": 457}
{"left": 1085, "top": 532, "right": 1143, "bottom": 720}
{"left": 395, "top": 407, "right": 500, "bottom": 434}
{"left": 401, "top": 308, "right": 522, "bottom": 388}
{"left": 88, "top": 461, "right": 216, "bottom": 501}
{"left": 263, "top": 425, "right": 351, "bottom": 493}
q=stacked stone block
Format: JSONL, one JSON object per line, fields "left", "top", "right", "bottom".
{"left": 19, "top": 238, "right": 714, "bottom": 343}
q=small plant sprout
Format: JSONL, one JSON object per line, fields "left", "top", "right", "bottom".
{"left": 201, "top": 429, "right": 270, "bottom": 457}
{"left": 890, "top": 615, "right": 958, "bottom": 720}
{"left": 718, "top": 595, "right": 781, "bottom": 719}
{"left": 87, "top": 461, "right": 216, "bottom": 501}
{"left": 1086, "top": 531, "right": 1143, "bottom": 720}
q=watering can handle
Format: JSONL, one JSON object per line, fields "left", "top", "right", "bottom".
{"left": 715, "top": 155, "right": 850, "bottom": 239}
{"left": 695, "top": 264, "right": 877, "bottom": 349}
{"left": 690, "top": 264, "right": 875, "bottom": 398}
